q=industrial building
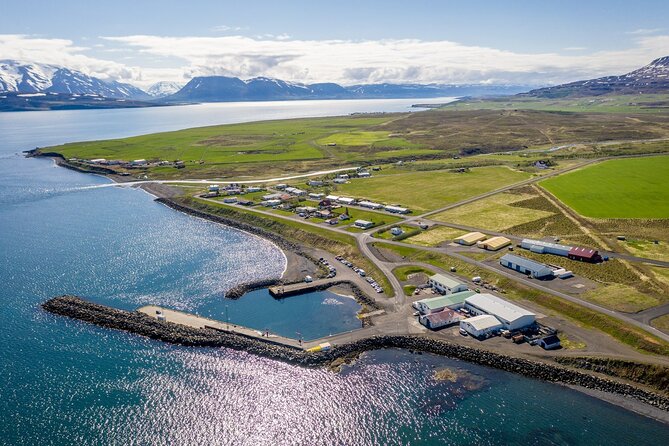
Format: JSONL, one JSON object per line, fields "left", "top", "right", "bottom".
{"left": 385, "top": 205, "right": 410, "bottom": 214}
{"left": 427, "top": 274, "right": 469, "bottom": 295}
{"left": 464, "top": 293, "right": 536, "bottom": 331}
{"left": 460, "top": 315, "right": 503, "bottom": 338}
{"left": 454, "top": 232, "right": 487, "bottom": 246}
{"left": 308, "top": 192, "right": 325, "bottom": 200}
{"left": 338, "top": 197, "right": 356, "bottom": 205}
{"left": 354, "top": 220, "right": 374, "bottom": 229}
{"left": 477, "top": 236, "right": 512, "bottom": 251}
{"left": 500, "top": 254, "right": 554, "bottom": 279}
{"left": 413, "top": 290, "right": 476, "bottom": 314}
{"left": 537, "top": 335, "right": 561, "bottom": 350}
{"left": 521, "top": 239, "right": 602, "bottom": 263}
{"left": 419, "top": 309, "right": 461, "bottom": 330}
{"left": 358, "top": 200, "right": 383, "bottom": 210}
{"left": 568, "top": 246, "right": 602, "bottom": 263}
{"left": 521, "top": 239, "right": 572, "bottom": 256}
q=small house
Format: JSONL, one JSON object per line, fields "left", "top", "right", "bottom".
{"left": 537, "top": 335, "right": 561, "bottom": 350}
{"left": 390, "top": 227, "right": 403, "bottom": 236}
{"left": 419, "top": 309, "right": 461, "bottom": 330}
{"left": 358, "top": 200, "right": 383, "bottom": 210}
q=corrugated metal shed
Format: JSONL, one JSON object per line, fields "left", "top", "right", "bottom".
{"left": 465, "top": 293, "right": 536, "bottom": 330}
{"left": 500, "top": 254, "right": 554, "bottom": 279}
{"left": 520, "top": 239, "right": 572, "bottom": 257}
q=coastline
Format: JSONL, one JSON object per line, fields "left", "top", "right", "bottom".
{"left": 31, "top": 154, "right": 669, "bottom": 423}
{"left": 42, "top": 295, "right": 669, "bottom": 419}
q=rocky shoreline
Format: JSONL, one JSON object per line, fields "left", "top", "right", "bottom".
{"left": 42, "top": 295, "right": 669, "bottom": 412}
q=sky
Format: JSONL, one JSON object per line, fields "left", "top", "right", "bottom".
{"left": 2, "top": 0, "right": 669, "bottom": 88}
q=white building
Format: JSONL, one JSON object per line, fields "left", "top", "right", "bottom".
{"left": 354, "top": 220, "right": 374, "bottom": 229}
{"left": 358, "top": 200, "right": 383, "bottom": 210}
{"left": 460, "top": 315, "right": 503, "bottom": 338}
{"left": 246, "top": 186, "right": 263, "bottom": 193}
{"left": 385, "top": 205, "right": 409, "bottom": 214}
{"left": 262, "top": 199, "right": 282, "bottom": 207}
{"left": 427, "top": 274, "right": 469, "bottom": 295}
{"left": 338, "top": 197, "right": 356, "bottom": 205}
{"left": 464, "top": 293, "right": 536, "bottom": 331}
{"left": 357, "top": 171, "right": 371, "bottom": 178}
{"left": 333, "top": 178, "right": 348, "bottom": 184}
{"left": 309, "top": 192, "right": 325, "bottom": 200}
{"left": 390, "top": 227, "right": 403, "bottom": 236}
{"left": 325, "top": 195, "right": 340, "bottom": 202}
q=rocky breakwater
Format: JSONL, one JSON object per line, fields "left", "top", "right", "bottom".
{"left": 43, "top": 296, "right": 669, "bottom": 411}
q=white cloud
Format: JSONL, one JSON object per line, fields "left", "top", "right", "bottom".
{"left": 626, "top": 28, "right": 663, "bottom": 35}
{"left": 0, "top": 34, "right": 140, "bottom": 82}
{"left": 211, "top": 25, "right": 248, "bottom": 33}
{"left": 2, "top": 32, "right": 669, "bottom": 89}
{"left": 102, "top": 34, "right": 669, "bottom": 86}
{"left": 563, "top": 47, "right": 587, "bottom": 51}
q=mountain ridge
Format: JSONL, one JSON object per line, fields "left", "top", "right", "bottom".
{"left": 524, "top": 56, "right": 669, "bottom": 98}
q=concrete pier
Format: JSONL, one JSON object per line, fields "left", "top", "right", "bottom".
{"left": 268, "top": 278, "right": 340, "bottom": 297}
{"left": 138, "top": 305, "right": 307, "bottom": 349}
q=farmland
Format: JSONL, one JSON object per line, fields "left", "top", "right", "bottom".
{"left": 335, "top": 166, "right": 531, "bottom": 213}
{"left": 540, "top": 156, "right": 669, "bottom": 218}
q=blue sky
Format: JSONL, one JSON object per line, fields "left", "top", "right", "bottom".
{"left": 2, "top": 0, "right": 669, "bottom": 87}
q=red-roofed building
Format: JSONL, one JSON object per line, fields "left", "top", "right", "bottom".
{"left": 568, "top": 246, "right": 602, "bottom": 263}
{"left": 418, "top": 309, "right": 461, "bottom": 330}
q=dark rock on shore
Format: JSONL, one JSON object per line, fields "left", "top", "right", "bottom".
{"left": 42, "top": 295, "right": 669, "bottom": 411}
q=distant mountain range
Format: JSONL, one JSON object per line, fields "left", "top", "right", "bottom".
{"left": 4, "top": 56, "right": 669, "bottom": 111}
{"left": 524, "top": 56, "right": 669, "bottom": 98}
{"left": 163, "top": 76, "right": 528, "bottom": 102}
{"left": 0, "top": 60, "right": 150, "bottom": 100}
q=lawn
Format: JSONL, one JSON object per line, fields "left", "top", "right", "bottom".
{"left": 432, "top": 191, "right": 556, "bottom": 230}
{"left": 540, "top": 156, "right": 669, "bottom": 218}
{"left": 335, "top": 166, "right": 531, "bottom": 213}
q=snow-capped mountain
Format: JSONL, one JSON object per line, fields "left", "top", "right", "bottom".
{"left": 0, "top": 60, "right": 149, "bottom": 99}
{"left": 146, "top": 81, "right": 183, "bottom": 98}
{"left": 525, "top": 56, "right": 669, "bottom": 97}
{"left": 163, "top": 75, "right": 528, "bottom": 102}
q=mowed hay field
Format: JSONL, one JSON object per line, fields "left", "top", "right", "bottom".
{"left": 540, "top": 156, "right": 669, "bottom": 218}
{"left": 47, "top": 115, "right": 393, "bottom": 165}
{"left": 335, "top": 166, "right": 531, "bottom": 213}
{"left": 431, "top": 190, "right": 555, "bottom": 230}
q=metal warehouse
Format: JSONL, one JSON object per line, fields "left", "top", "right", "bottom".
{"left": 464, "top": 293, "right": 536, "bottom": 331}
{"left": 460, "top": 315, "right": 503, "bottom": 338}
{"left": 500, "top": 254, "right": 554, "bottom": 279}
{"left": 520, "top": 239, "right": 572, "bottom": 256}
{"left": 454, "top": 232, "right": 487, "bottom": 246}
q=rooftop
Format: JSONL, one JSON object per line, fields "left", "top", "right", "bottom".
{"left": 416, "top": 290, "right": 476, "bottom": 310}
{"left": 464, "top": 314, "right": 502, "bottom": 331}
{"left": 465, "top": 293, "right": 535, "bottom": 323}
{"left": 501, "top": 253, "right": 552, "bottom": 272}
{"left": 429, "top": 273, "right": 467, "bottom": 289}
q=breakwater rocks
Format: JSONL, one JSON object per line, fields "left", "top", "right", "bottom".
{"left": 225, "top": 279, "right": 282, "bottom": 299}
{"left": 42, "top": 296, "right": 669, "bottom": 411}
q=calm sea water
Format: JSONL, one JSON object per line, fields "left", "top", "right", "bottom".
{"left": 1, "top": 99, "right": 667, "bottom": 445}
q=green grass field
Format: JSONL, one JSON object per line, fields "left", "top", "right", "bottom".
{"left": 48, "top": 115, "right": 393, "bottom": 165}
{"left": 336, "top": 166, "right": 531, "bottom": 212}
{"left": 443, "top": 94, "right": 669, "bottom": 114}
{"left": 540, "top": 156, "right": 669, "bottom": 218}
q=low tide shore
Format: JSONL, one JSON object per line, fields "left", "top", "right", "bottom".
{"left": 42, "top": 295, "right": 669, "bottom": 421}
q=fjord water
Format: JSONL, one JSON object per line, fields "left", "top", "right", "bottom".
{"left": 1, "top": 99, "right": 667, "bottom": 445}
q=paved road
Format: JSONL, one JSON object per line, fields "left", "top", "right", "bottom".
{"left": 374, "top": 237, "right": 669, "bottom": 343}
{"left": 628, "top": 303, "right": 669, "bottom": 325}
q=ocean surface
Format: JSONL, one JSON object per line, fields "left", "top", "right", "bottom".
{"left": 1, "top": 98, "right": 667, "bottom": 445}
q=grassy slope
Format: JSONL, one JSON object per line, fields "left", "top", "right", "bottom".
{"left": 183, "top": 197, "right": 392, "bottom": 293}
{"left": 335, "top": 166, "right": 531, "bottom": 213}
{"left": 540, "top": 156, "right": 669, "bottom": 218}
{"left": 442, "top": 94, "right": 669, "bottom": 114}
{"left": 49, "top": 115, "right": 393, "bottom": 164}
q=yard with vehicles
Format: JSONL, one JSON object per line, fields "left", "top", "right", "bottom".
{"left": 540, "top": 156, "right": 669, "bottom": 219}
